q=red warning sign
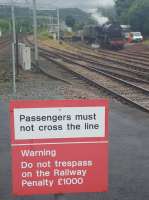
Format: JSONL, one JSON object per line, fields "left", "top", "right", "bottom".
{"left": 10, "top": 99, "right": 109, "bottom": 196}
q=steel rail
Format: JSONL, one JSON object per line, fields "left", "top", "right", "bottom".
{"left": 25, "top": 38, "right": 149, "bottom": 112}
{"left": 39, "top": 47, "right": 149, "bottom": 83}
{"left": 39, "top": 48, "right": 149, "bottom": 113}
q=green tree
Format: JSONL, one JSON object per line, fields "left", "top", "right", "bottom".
{"left": 16, "top": 18, "right": 33, "bottom": 33}
{"left": 65, "top": 15, "right": 75, "bottom": 28}
{"left": 0, "top": 19, "right": 10, "bottom": 33}
{"left": 115, "top": 0, "right": 135, "bottom": 16}
{"left": 127, "top": 0, "right": 149, "bottom": 34}
{"left": 115, "top": 0, "right": 149, "bottom": 35}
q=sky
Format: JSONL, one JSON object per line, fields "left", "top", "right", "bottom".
{"left": 0, "top": 0, "right": 115, "bottom": 9}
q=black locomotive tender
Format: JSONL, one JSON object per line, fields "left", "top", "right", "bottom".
{"left": 83, "top": 22, "right": 125, "bottom": 49}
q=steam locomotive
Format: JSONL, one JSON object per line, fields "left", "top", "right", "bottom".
{"left": 83, "top": 22, "right": 125, "bottom": 49}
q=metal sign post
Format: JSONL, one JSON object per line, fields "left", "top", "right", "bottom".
{"left": 11, "top": 43, "right": 16, "bottom": 94}
{"left": 33, "top": 0, "right": 38, "bottom": 65}
{"left": 11, "top": 0, "right": 16, "bottom": 94}
{"left": 57, "top": 8, "right": 60, "bottom": 41}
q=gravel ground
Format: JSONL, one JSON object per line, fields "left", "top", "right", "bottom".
{"left": 0, "top": 44, "right": 11, "bottom": 79}
{"left": 0, "top": 43, "right": 110, "bottom": 102}
{"left": 0, "top": 68, "right": 109, "bottom": 101}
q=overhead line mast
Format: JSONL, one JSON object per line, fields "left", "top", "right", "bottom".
{"left": 11, "top": 0, "right": 16, "bottom": 94}
{"left": 33, "top": 0, "right": 38, "bottom": 64}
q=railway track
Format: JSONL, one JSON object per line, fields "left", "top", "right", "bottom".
{"left": 39, "top": 44, "right": 149, "bottom": 73}
{"left": 38, "top": 46, "right": 149, "bottom": 83}
{"left": 73, "top": 43, "right": 149, "bottom": 65}
{"left": 39, "top": 47, "right": 149, "bottom": 113}
{"left": 39, "top": 48, "right": 149, "bottom": 86}
{"left": 120, "top": 44, "right": 149, "bottom": 58}
{"left": 0, "top": 38, "right": 10, "bottom": 48}
{"left": 27, "top": 38, "right": 149, "bottom": 73}
{"left": 25, "top": 38, "right": 149, "bottom": 112}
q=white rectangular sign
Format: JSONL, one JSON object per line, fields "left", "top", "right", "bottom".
{"left": 14, "top": 106, "right": 105, "bottom": 140}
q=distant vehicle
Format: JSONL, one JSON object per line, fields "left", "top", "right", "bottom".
{"left": 83, "top": 22, "right": 125, "bottom": 50}
{"left": 130, "top": 32, "right": 143, "bottom": 42}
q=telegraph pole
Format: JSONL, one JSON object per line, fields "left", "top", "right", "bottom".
{"left": 11, "top": 0, "right": 16, "bottom": 94}
{"left": 33, "top": 0, "right": 38, "bottom": 64}
{"left": 57, "top": 8, "right": 60, "bottom": 41}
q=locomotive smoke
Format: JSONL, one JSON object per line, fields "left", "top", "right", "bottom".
{"left": 91, "top": 8, "right": 109, "bottom": 25}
